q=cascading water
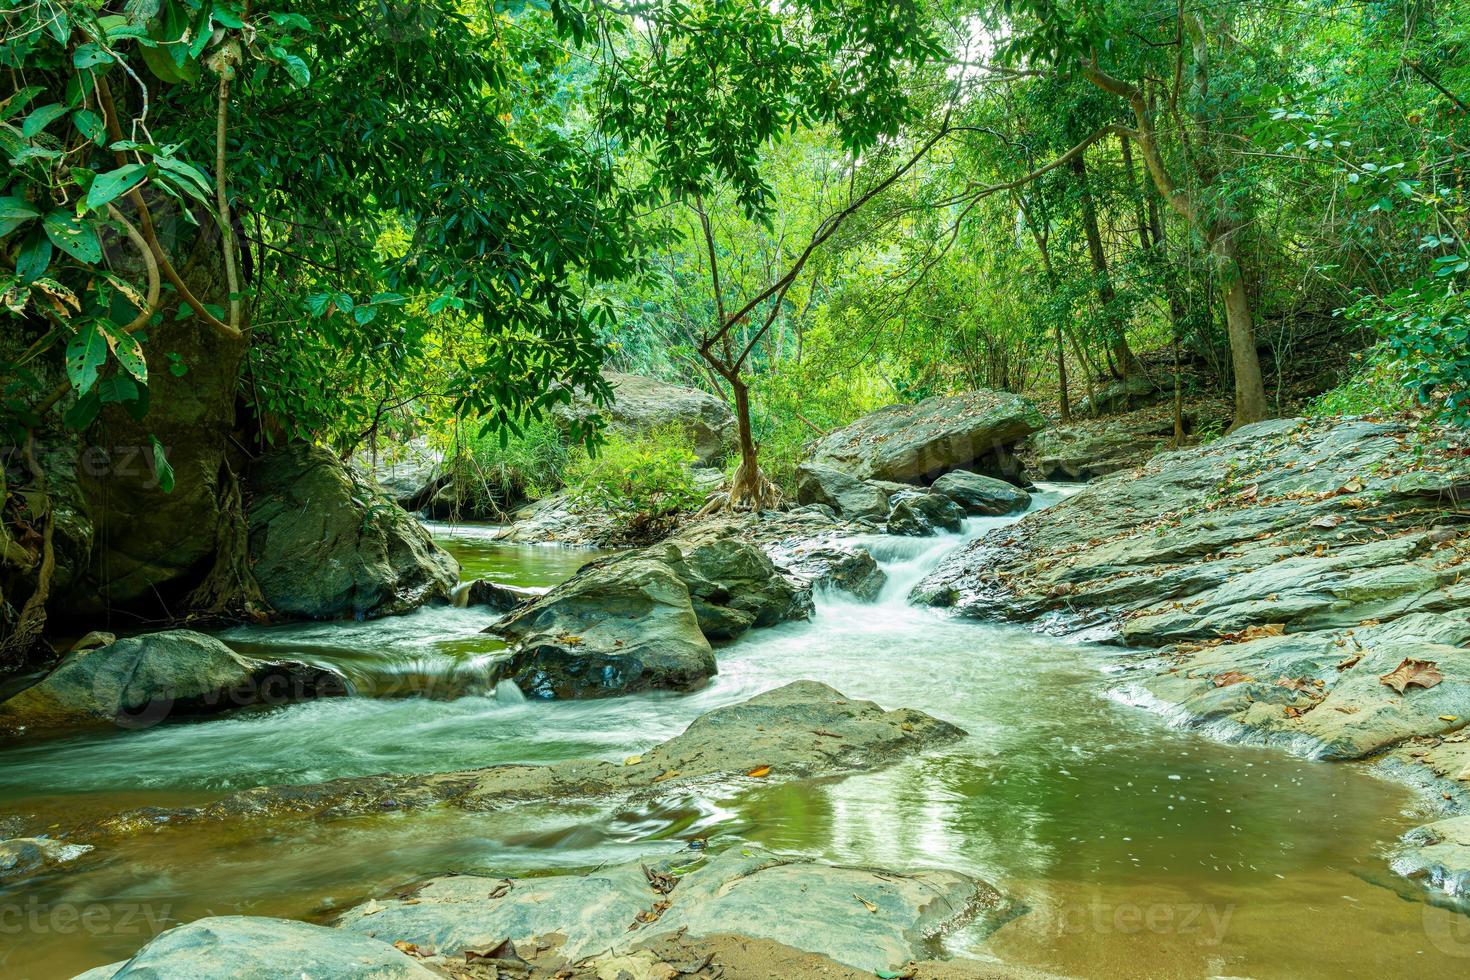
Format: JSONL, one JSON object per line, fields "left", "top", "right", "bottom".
{"left": 1, "top": 493, "right": 1466, "bottom": 980}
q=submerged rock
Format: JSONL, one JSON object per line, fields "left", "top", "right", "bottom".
{"left": 246, "top": 443, "right": 459, "bottom": 620}
{"left": 0, "top": 836, "right": 92, "bottom": 882}
{"left": 340, "top": 845, "right": 1008, "bottom": 975}
{"left": 0, "top": 630, "right": 348, "bottom": 733}
{"left": 75, "top": 915, "right": 437, "bottom": 980}
{"left": 553, "top": 372, "right": 736, "bottom": 465}
{"left": 886, "top": 490, "right": 965, "bottom": 537}
{"left": 808, "top": 390, "right": 1044, "bottom": 483}
{"left": 931, "top": 470, "right": 1030, "bottom": 516}
{"left": 82, "top": 681, "right": 965, "bottom": 831}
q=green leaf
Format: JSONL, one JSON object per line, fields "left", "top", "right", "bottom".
{"left": 15, "top": 228, "right": 52, "bottom": 282}
{"left": 150, "top": 436, "right": 175, "bottom": 493}
{"left": 86, "top": 163, "right": 149, "bottom": 211}
{"left": 100, "top": 319, "right": 148, "bottom": 382}
{"left": 21, "top": 103, "right": 67, "bottom": 138}
{"left": 72, "top": 44, "right": 114, "bottom": 69}
{"left": 155, "top": 156, "right": 212, "bottom": 197}
{"left": 43, "top": 211, "right": 103, "bottom": 263}
{"left": 72, "top": 108, "right": 105, "bottom": 145}
{"left": 0, "top": 86, "right": 44, "bottom": 122}
{"left": 0, "top": 196, "right": 40, "bottom": 220}
{"left": 65, "top": 322, "right": 108, "bottom": 395}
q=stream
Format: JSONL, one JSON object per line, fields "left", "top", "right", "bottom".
{"left": 2, "top": 490, "right": 1468, "bottom": 978}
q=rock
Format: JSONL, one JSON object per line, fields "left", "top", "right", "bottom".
{"left": 916, "top": 418, "right": 1470, "bottom": 631}
{"left": 769, "top": 542, "right": 887, "bottom": 601}
{"left": 794, "top": 463, "right": 892, "bottom": 520}
{"left": 493, "top": 490, "right": 623, "bottom": 547}
{"left": 487, "top": 527, "right": 811, "bottom": 697}
{"left": 340, "top": 845, "right": 1007, "bottom": 975}
{"left": 459, "top": 579, "right": 540, "bottom": 612}
{"left": 0, "top": 630, "right": 349, "bottom": 733}
{"left": 354, "top": 437, "right": 445, "bottom": 511}
{"left": 0, "top": 837, "right": 92, "bottom": 882}
{"left": 488, "top": 553, "right": 717, "bottom": 698}
{"left": 77, "top": 681, "right": 965, "bottom": 832}
{"left": 931, "top": 470, "right": 1030, "bottom": 515}
{"left": 651, "top": 534, "right": 812, "bottom": 640}
{"left": 886, "top": 491, "right": 964, "bottom": 537}
{"left": 80, "top": 915, "right": 438, "bottom": 980}
{"left": 808, "top": 389, "right": 1045, "bottom": 483}
{"left": 554, "top": 372, "right": 735, "bottom": 465}
{"left": 1127, "top": 614, "right": 1470, "bottom": 760}
{"left": 1024, "top": 402, "right": 1216, "bottom": 482}
{"left": 1393, "top": 815, "right": 1470, "bottom": 903}
{"left": 1075, "top": 374, "right": 1162, "bottom": 415}
{"left": 246, "top": 442, "right": 459, "bottom": 620}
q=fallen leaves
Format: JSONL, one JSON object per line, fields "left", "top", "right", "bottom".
{"left": 745, "top": 765, "right": 771, "bottom": 778}
{"left": 1336, "top": 652, "right": 1363, "bottom": 671}
{"left": 853, "top": 893, "right": 879, "bottom": 913}
{"left": 1379, "top": 659, "right": 1444, "bottom": 695}
{"left": 464, "top": 938, "right": 531, "bottom": 970}
{"left": 1212, "top": 671, "right": 1254, "bottom": 688}
{"left": 624, "top": 754, "right": 643, "bottom": 766}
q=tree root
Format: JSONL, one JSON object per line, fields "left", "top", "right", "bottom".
{"left": 184, "top": 458, "right": 265, "bottom": 620}
{"left": 0, "top": 437, "right": 56, "bottom": 673}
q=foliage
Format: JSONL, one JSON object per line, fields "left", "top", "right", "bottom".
{"left": 566, "top": 425, "right": 705, "bottom": 538}
{"left": 1307, "top": 342, "right": 1415, "bottom": 420}
{"left": 1, "top": 0, "right": 636, "bottom": 449}
{"left": 440, "top": 418, "right": 574, "bottom": 518}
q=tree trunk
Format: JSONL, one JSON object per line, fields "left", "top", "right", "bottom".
{"left": 1211, "top": 224, "right": 1270, "bottom": 425}
{"left": 1070, "top": 152, "right": 1139, "bottom": 378}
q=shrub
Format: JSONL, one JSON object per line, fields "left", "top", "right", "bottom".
{"left": 440, "top": 418, "right": 574, "bottom": 519}
{"left": 1307, "top": 341, "right": 1414, "bottom": 419}
{"left": 566, "top": 426, "right": 706, "bottom": 541}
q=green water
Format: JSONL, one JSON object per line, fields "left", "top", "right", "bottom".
{"left": 1, "top": 499, "right": 1466, "bottom": 978}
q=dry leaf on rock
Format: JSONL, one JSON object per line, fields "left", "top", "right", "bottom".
{"left": 1379, "top": 659, "right": 1444, "bottom": 695}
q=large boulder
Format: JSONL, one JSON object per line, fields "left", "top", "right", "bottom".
{"left": 488, "top": 554, "right": 716, "bottom": 698}
{"left": 246, "top": 443, "right": 459, "bottom": 620}
{"left": 554, "top": 372, "right": 735, "bottom": 465}
{"left": 793, "top": 463, "right": 891, "bottom": 520}
{"left": 809, "top": 389, "right": 1044, "bottom": 483}
{"left": 339, "top": 846, "right": 1007, "bottom": 976}
{"left": 0, "top": 630, "right": 348, "bottom": 733}
{"left": 77, "top": 916, "right": 438, "bottom": 980}
{"left": 931, "top": 470, "right": 1031, "bottom": 515}
{"left": 886, "top": 491, "right": 964, "bottom": 537}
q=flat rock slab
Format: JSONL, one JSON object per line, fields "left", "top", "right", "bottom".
{"left": 340, "top": 846, "right": 1008, "bottom": 974}
{"left": 75, "top": 915, "right": 438, "bottom": 979}
{"left": 1130, "top": 613, "right": 1470, "bottom": 760}
{"left": 1392, "top": 814, "right": 1470, "bottom": 905}
{"left": 76, "top": 681, "right": 965, "bottom": 835}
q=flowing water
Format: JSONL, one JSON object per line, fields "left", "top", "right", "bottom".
{"left": 2, "top": 496, "right": 1468, "bottom": 978}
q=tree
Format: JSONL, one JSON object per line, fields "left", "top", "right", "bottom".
{"left": 566, "top": 0, "right": 951, "bottom": 507}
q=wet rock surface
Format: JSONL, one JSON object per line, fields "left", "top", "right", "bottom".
{"left": 74, "top": 915, "right": 438, "bottom": 979}
{"left": 71, "top": 681, "right": 965, "bottom": 835}
{"left": 0, "top": 630, "right": 348, "bottom": 734}
{"left": 247, "top": 443, "right": 460, "bottom": 619}
{"left": 808, "top": 390, "right": 1045, "bottom": 483}
{"left": 340, "top": 845, "right": 1010, "bottom": 975}
{"left": 887, "top": 490, "right": 966, "bottom": 537}
{"left": 931, "top": 470, "right": 1031, "bottom": 515}
{"left": 488, "top": 552, "right": 718, "bottom": 699}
